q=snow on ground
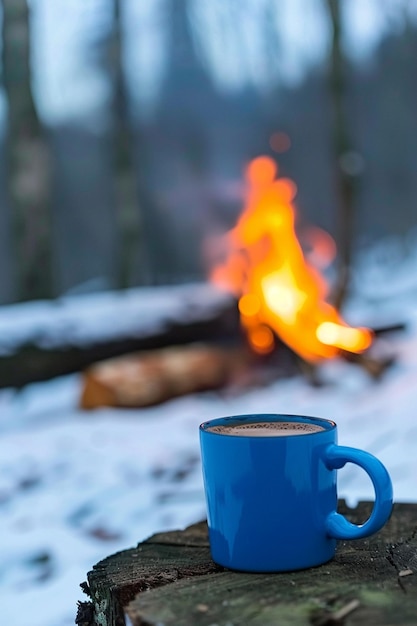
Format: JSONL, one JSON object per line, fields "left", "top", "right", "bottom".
{"left": 1, "top": 249, "right": 417, "bottom": 626}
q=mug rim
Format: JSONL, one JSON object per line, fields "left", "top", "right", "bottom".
{"left": 199, "top": 413, "right": 336, "bottom": 438}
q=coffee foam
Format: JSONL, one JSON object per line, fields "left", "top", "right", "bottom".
{"left": 206, "top": 421, "right": 325, "bottom": 437}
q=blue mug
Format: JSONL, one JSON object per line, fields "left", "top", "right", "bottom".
{"left": 199, "top": 414, "right": 393, "bottom": 572}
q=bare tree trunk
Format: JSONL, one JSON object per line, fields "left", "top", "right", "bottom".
{"left": 0, "top": 111, "right": 15, "bottom": 304}
{"left": 1, "top": 0, "right": 51, "bottom": 301}
{"left": 110, "top": 0, "right": 143, "bottom": 288}
{"left": 326, "top": 0, "right": 356, "bottom": 309}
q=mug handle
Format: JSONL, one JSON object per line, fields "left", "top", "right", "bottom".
{"left": 324, "top": 444, "right": 393, "bottom": 540}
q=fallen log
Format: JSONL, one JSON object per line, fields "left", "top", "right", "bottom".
{"left": 0, "top": 285, "right": 240, "bottom": 389}
{"left": 0, "top": 282, "right": 402, "bottom": 390}
{"left": 80, "top": 343, "right": 250, "bottom": 409}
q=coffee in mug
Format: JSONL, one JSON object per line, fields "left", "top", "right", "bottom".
{"left": 200, "top": 413, "right": 393, "bottom": 572}
{"left": 206, "top": 421, "right": 325, "bottom": 437}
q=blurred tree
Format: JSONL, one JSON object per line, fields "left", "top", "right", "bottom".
{"left": 326, "top": 0, "right": 357, "bottom": 307}
{"left": 0, "top": 98, "right": 14, "bottom": 303}
{"left": 110, "top": 0, "right": 143, "bottom": 288}
{"left": 1, "top": 0, "right": 51, "bottom": 301}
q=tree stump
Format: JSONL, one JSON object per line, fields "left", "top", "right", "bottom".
{"left": 77, "top": 501, "right": 417, "bottom": 626}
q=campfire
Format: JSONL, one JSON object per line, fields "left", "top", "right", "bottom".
{"left": 80, "top": 155, "right": 395, "bottom": 410}
{"left": 209, "top": 155, "right": 373, "bottom": 362}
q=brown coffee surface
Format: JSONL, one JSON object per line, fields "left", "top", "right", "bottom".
{"left": 207, "top": 421, "right": 325, "bottom": 437}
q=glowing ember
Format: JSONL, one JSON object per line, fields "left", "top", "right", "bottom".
{"left": 210, "top": 156, "right": 372, "bottom": 362}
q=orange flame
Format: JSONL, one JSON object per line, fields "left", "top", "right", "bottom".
{"left": 210, "top": 156, "right": 372, "bottom": 361}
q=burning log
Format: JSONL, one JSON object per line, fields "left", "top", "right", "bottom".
{"left": 80, "top": 343, "right": 250, "bottom": 409}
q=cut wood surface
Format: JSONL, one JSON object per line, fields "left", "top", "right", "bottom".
{"left": 77, "top": 501, "right": 417, "bottom": 626}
